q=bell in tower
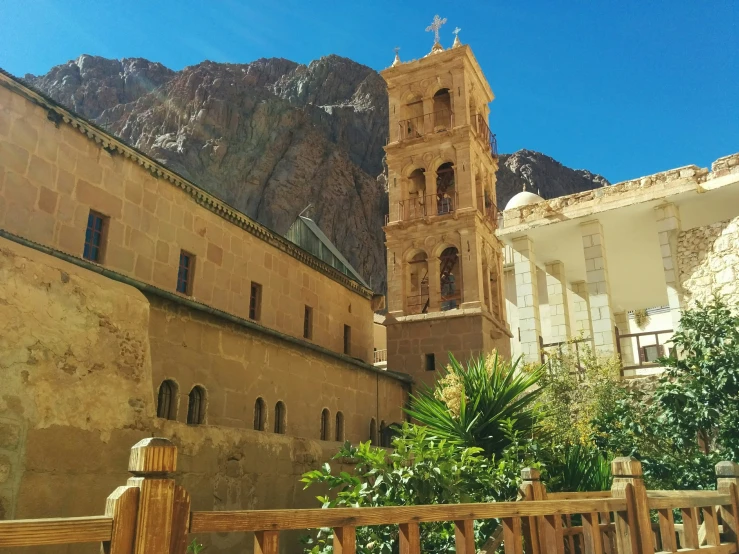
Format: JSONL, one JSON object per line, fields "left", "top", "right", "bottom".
{"left": 381, "top": 18, "right": 512, "bottom": 387}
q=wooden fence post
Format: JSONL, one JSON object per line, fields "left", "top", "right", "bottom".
{"left": 716, "top": 461, "right": 739, "bottom": 548}
{"left": 124, "top": 437, "right": 190, "bottom": 554}
{"left": 611, "top": 457, "right": 654, "bottom": 554}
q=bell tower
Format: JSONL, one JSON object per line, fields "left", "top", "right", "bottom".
{"left": 381, "top": 24, "right": 512, "bottom": 387}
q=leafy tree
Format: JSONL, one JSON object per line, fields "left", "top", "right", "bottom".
{"left": 405, "top": 352, "right": 546, "bottom": 459}
{"left": 301, "top": 424, "right": 536, "bottom": 554}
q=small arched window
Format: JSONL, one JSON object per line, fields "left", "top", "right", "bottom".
{"left": 254, "top": 397, "right": 266, "bottom": 431}
{"left": 187, "top": 386, "right": 205, "bottom": 425}
{"left": 370, "top": 418, "right": 377, "bottom": 445}
{"left": 274, "top": 401, "right": 286, "bottom": 434}
{"left": 320, "top": 408, "right": 330, "bottom": 441}
{"left": 156, "top": 380, "right": 177, "bottom": 420}
{"left": 335, "top": 411, "right": 345, "bottom": 442}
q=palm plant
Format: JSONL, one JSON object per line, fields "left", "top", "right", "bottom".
{"left": 405, "top": 352, "right": 546, "bottom": 459}
{"left": 544, "top": 443, "right": 611, "bottom": 492}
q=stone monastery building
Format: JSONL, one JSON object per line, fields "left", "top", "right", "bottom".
{"left": 0, "top": 28, "right": 738, "bottom": 552}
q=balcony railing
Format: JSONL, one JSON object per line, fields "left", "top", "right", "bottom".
{"left": 477, "top": 195, "right": 499, "bottom": 228}
{"left": 473, "top": 113, "right": 498, "bottom": 157}
{"left": 615, "top": 327, "right": 674, "bottom": 375}
{"left": 397, "top": 193, "right": 457, "bottom": 222}
{"left": 373, "top": 349, "right": 387, "bottom": 365}
{"left": 397, "top": 109, "right": 454, "bottom": 141}
{"left": 406, "top": 293, "right": 430, "bottom": 314}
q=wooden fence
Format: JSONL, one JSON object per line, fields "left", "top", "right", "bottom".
{"left": 1, "top": 438, "right": 738, "bottom": 554}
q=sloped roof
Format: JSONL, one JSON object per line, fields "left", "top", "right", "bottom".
{"left": 286, "top": 216, "right": 370, "bottom": 289}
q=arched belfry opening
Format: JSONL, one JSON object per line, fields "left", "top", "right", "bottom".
{"left": 406, "top": 251, "right": 429, "bottom": 314}
{"left": 436, "top": 162, "right": 455, "bottom": 215}
{"left": 401, "top": 96, "right": 424, "bottom": 140}
{"left": 433, "top": 88, "right": 452, "bottom": 129}
{"left": 440, "top": 246, "right": 461, "bottom": 310}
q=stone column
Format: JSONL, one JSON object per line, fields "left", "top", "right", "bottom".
{"left": 544, "top": 261, "right": 571, "bottom": 343}
{"left": 422, "top": 98, "right": 434, "bottom": 134}
{"left": 571, "top": 281, "right": 593, "bottom": 342}
{"left": 454, "top": 146, "right": 474, "bottom": 210}
{"left": 654, "top": 203, "right": 685, "bottom": 331}
{"left": 580, "top": 220, "right": 617, "bottom": 355}
{"left": 428, "top": 256, "right": 441, "bottom": 312}
{"left": 459, "top": 229, "right": 483, "bottom": 309}
{"left": 425, "top": 169, "right": 437, "bottom": 214}
{"left": 614, "top": 311, "right": 635, "bottom": 367}
{"left": 512, "top": 236, "right": 542, "bottom": 363}
{"left": 485, "top": 265, "right": 494, "bottom": 314}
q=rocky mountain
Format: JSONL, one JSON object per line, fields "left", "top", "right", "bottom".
{"left": 25, "top": 55, "right": 609, "bottom": 292}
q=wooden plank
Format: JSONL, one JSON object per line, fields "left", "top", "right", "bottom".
{"left": 189, "top": 498, "right": 627, "bottom": 533}
{"left": 681, "top": 507, "right": 700, "bottom": 549}
{"left": 548, "top": 492, "right": 612, "bottom": 500}
{"left": 333, "top": 527, "right": 356, "bottom": 554}
{"left": 131, "top": 477, "right": 176, "bottom": 554}
{"left": 648, "top": 494, "right": 731, "bottom": 510}
{"left": 0, "top": 516, "right": 113, "bottom": 547}
{"left": 503, "top": 517, "right": 524, "bottom": 554}
{"left": 665, "top": 544, "right": 736, "bottom": 554}
{"left": 255, "top": 530, "right": 279, "bottom": 554}
{"left": 540, "top": 514, "right": 565, "bottom": 554}
{"left": 565, "top": 514, "right": 576, "bottom": 554}
{"left": 103, "top": 486, "right": 139, "bottom": 554}
{"left": 703, "top": 506, "right": 721, "bottom": 546}
{"left": 613, "top": 485, "right": 640, "bottom": 554}
{"left": 169, "top": 484, "right": 191, "bottom": 554}
{"left": 454, "top": 519, "right": 475, "bottom": 554}
{"left": 657, "top": 508, "right": 676, "bottom": 553}
{"left": 399, "top": 522, "right": 420, "bottom": 554}
{"left": 582, "top": 513, "right": 603, "bottom": 554}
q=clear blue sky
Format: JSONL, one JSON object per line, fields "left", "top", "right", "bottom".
{"left": 1, "top": 0, "right": 737, "bottom": 183}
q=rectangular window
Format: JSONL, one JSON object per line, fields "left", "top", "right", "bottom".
{"left": 303, "top": 306, "right": 313, "bottom": 339}
{"left": 343, "top": 325, "right": 351, "bottom": 355}
{"left": 177, "top": 251, "right": 194, "bottom": 295}
{"left": 425, "top": 353, "right": 436, "bottom": 372}
{"left": 640, "top": 345, "right": 661, "bottom": 363}
{"left": 249, "top": 282, "right": 262, "bottom": 320}
{"left": 83, "top": 211, "right": 107, "bottom": 262}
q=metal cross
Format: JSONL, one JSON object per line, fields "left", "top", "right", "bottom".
{"left": 453, "top": 27, "right": 461, "bottom": 37}
{"left": 425, "top": 14, "right": 447, "bottom": 44}
{"left": 394, "top": 46, "right": 400, "bottom": 56}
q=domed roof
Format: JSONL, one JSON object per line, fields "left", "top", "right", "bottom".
{"left": 504, "top": 190, "right": 545, "bottom": 210}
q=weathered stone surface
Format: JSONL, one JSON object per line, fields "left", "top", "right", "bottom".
{"left": 25, "top": 55, "right": 607, "bottom": 292}
{"left": 677, "top": 216, "right": 739, "bottom": 307}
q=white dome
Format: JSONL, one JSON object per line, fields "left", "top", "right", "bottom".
{"left": 504, "top": 190, "right": 545, "bottom": 210}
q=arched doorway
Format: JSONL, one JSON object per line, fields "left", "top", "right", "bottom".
{"left": 436, "top": 162, "right": 455, "bottom": 215}
{"left": 433, "top": 88, "right": 452, "bottom": 129}
{"left": 440, "top": 247, "right": 461, "bottom": 311}
{"left": 407, "top": 168, "right": 426, "bottom": 219}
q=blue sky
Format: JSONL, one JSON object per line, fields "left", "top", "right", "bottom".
{"left": 1, "top": 0, "right": 737, "bottom": 183}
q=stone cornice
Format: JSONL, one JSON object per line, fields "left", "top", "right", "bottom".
{"left": 0, "top": 69, "right": 374, "bottom": 300}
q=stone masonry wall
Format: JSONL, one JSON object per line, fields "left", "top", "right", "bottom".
{"left": 677, "top": 215, "right": 739, "bottom": 308}
{"left": 0, "top": 79, "right": 375, "bottom": 364}
{"left": 0, "top": 237, "right": 392, "bottom": 554}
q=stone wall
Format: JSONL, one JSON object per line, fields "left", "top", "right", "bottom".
{"left": 0, "top": 77, "right": 375, "bottom": 364}
{"left": 677, "top": 215, "right": 739, "bottom": 307}
{"left": 0, "top": 237, "right": 399, "bottom": 554}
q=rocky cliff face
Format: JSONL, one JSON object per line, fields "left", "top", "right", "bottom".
{"left": 25, "top": 55, "right": 608, "bottom": 292}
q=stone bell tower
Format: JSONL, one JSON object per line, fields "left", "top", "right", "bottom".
{"left": 381, "top": 23, "right": 512, "bottom": 387}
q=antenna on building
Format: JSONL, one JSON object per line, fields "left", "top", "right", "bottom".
{"left": 299, "top": 204, "right": 314, "bottom": 218}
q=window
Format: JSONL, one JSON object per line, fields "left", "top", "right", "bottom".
{"left": 369, "top": 418, "right": 377, "bottom": 445}
{"left": 640, "top": 345, "right": 662, "bottom": 363}
{"left": 320, "top": 408, "right": 330, "bottom": 441}
{"left": 187, "top": 386, "right": 205, "bottom": 425}
{"left": 177, "top": 251, "right": 194, "bottom": 295}
{"left": 274, "top": 401, "right": 286, "bottom": 434}
{"left": 249, "top": 282, "right": 262, "bottom": 320}
{"left": 83, "top": 210, "right": 107, "bottom": 262}
{"left": 343, "top": 325, "right": 351, "bottom": 355}
{"left": 425, "top": 353, "right": 436, "bottom": 372}
{"left": 156, "top": 380, "right": 177, "bottom": 420}
{"left": 304, "top": 306, "right": 313, "bottom": 339}
{"left": 335, "top": 412, "right": 344, "bottom": 442}
{"left": 253, "top": 397, "right": 266, "bottom": 431}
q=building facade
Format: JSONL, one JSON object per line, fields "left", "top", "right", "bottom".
{"left": 499, "top": 153, "right": 739, "bottom": 376}
{"left": 381, "top": 41, "right": 511, "bottom": 387}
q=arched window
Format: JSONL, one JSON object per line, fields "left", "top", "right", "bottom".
{"left": 370, "top": 418, "right": 377, "bottom": 445}
{"left": 187, "top": 386, "right": 205, "bottom": 425}
{"left": 274, "top": 401, "right": 286, "bottom": 434}
{"left": 253, "top": 397, "right": 266, "bottom": 431}
{"left": 320, "top": 408, "right": 330, "bottom": 441}
{"left": 440, "top": 246, "right": 461, "bottom": 311}
{"left": 156, "top": 380, "right": 177, "bottom": 420}
{"left": 432, "top": 88, "right": 452, "bottom": 129}
{"left": 335, "top": 411, "right": 345, "bottom": 442}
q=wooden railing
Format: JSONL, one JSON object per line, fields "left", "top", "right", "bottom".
{"left": 2, "top": 438, "right": 739, "bottom": 554}
{"left": 540, "top": 335, "right": 591, "bottom": 372}
{"left": 615, "top": 327, "right": 673, "bottom": 374}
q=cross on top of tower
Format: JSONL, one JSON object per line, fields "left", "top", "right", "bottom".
{"left": 425, "top": 14, "right": 447, "bottom": 45}
{"left": 453, "top": 27, "right": 461, "bottom": 37}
